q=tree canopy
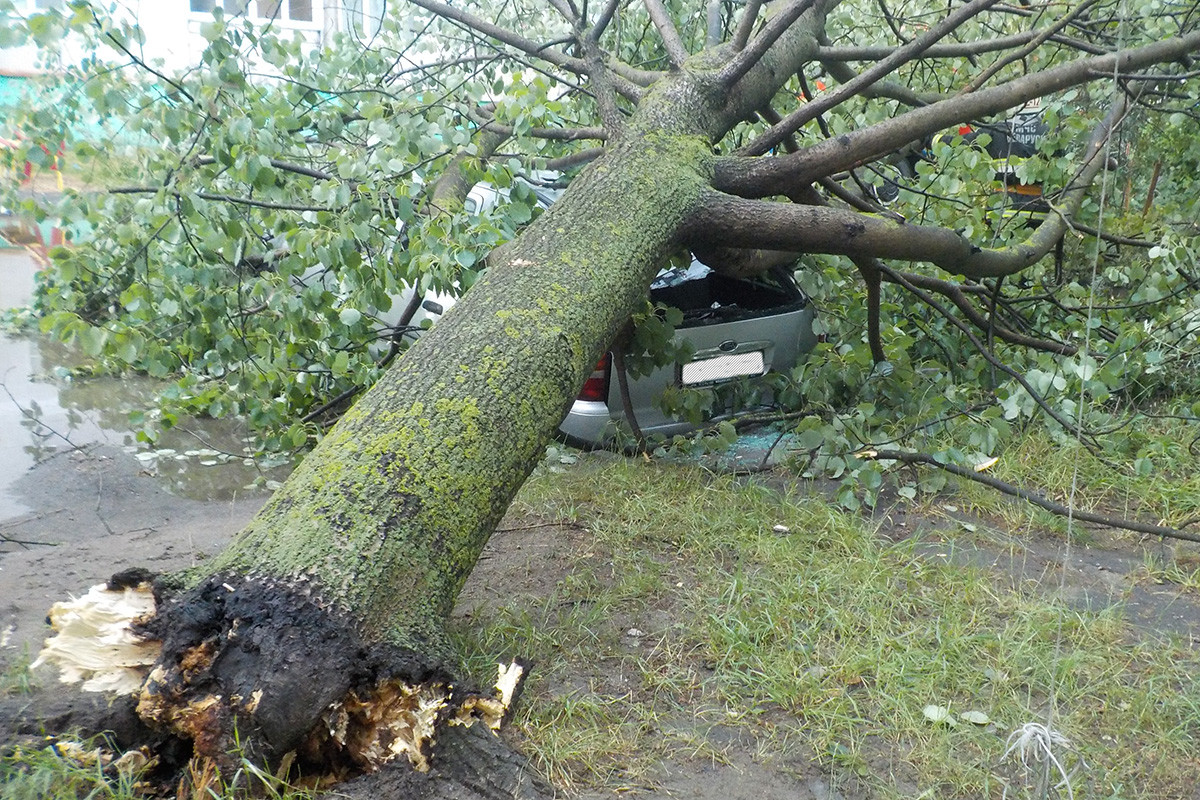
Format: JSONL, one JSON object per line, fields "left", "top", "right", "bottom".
{"left": 3, "top": 0, "right": 1198, "bottom": 504}
{"left": 3, "top": 0, "right": 1200, "bottom": 793}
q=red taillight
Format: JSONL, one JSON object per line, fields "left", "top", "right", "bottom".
{"left": 578, "top": 353, "right": 611, "bottom": 402}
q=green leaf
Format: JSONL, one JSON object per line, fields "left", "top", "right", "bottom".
{"left": 922, "top": 705, "right": 956, "bottom": 726}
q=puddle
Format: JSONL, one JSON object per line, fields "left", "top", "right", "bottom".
{"left": 0, "top": 249, "right": 289, "bottom": 524}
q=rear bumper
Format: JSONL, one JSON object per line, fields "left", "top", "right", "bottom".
{"left": 557, "top": 400, "right": 614, "bottom": 445}
{"left": 557, "top": 399, "right": 729, "bottom": 447}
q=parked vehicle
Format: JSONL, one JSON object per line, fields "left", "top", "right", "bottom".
{"left": 557, "top": 259, "right": 818, "bottom": 447}
{"left": 370, "top": 174, "right": 819, "bottom": 446}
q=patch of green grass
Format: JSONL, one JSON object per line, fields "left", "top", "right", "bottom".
{"left": 0, "top": 738, "right": 142, "bottom": 800}
{"left": 1139, "top": 552, "right": 1200, "bottom": 592}
{"left": 951, "top": 425, "right": 1200, "bottom": 538}
{"left": 8, "top": 448, "right": 1199, "bottom": 798}
{"left": 0, "top": 653, "right": 37, "bottom": 697}
{"left": 0, "top": 738, "right": 323, "bottom": 800}
{"left": 456, "top": 456, "right": 1200, "bottom": 798}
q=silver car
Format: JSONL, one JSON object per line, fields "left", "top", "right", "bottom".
{"left": 398, "top": 178, "right": 818, "bottom": 446}
{"left": 558, "top": 259, "right": 817, "bottom": 446}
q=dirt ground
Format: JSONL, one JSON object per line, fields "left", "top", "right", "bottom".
{"left": 3, "top": 435, "right": 1199, "bottom": 799}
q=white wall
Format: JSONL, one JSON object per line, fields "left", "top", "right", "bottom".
{"left": 1, "top": 0, "right": 339, "bottom": 78}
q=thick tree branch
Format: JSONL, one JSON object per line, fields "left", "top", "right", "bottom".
{"left": 820, "top": 57, "right": 934, "bottom": 108}
{"left": 685, "top": 188, "right": 1069, "bottom": 279}
{"left": 607, "top": 59, "right": 666, "bottom": 87}
{"left": 731, "top": 0, "right": 766, "bottom": 51}
{"left": 587, "top": 0, "right": 621, "bottom": 42}
{"left": 719, "top": 0, "right": 819, "bottom": 86}
{"left": 429, "top": 127, "right": 511, "bottom": 212}
{"left": 696, "top": 92, "right": 1132, "bottom": 280}
{"left": 582, "top": 42, "right": 630, "bottom": 134}
{"left": 643, "top": 0, "right": 690, "bottom": 68}
{"left": 545, "top": 0, "right": 581, "bottom": 25}
{"left": 817, "top": 30, "right": 1108, "bottom": 61}
{"left": 714, "top": 29, "right": 1200, "bottom": 196}
{"left": 857, "top": 258, "right": 886, "bottom": 363}
{"left": 692, "top": 246, "right": 800, "bottom": 277}
{"left": 707, "top": 0, "right": 723, "bottom": 46}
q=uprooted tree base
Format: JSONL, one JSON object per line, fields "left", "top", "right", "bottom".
{"left": 18, "top": 569, "right": 544, "bottom": 798}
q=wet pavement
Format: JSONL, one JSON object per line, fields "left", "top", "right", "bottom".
{"left": 0, "top": 248, "right": 288, "bottom": 524}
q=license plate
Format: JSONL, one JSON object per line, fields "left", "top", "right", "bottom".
{"left": 681, "top": 352, "right": 765, "bottom": 385}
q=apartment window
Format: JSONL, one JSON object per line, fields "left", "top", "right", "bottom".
{"left": 255, "top": 0, "right": 312, "bottom": 22}
{"left": 343, "top": 0, "right": 385, "bottom": 36}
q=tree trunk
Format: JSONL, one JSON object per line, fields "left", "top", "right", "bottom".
{"left": 134, "top": 108, "right": 723, "bottom": 783}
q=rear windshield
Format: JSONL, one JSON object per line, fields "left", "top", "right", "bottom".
{"left": 650, "top": 265, "right": 807, "bottom": 326}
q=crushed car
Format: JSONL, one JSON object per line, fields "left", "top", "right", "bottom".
{"left": 557, "top": 258, "right": 817, "bottom": 447}
{"left": 353, "top": 173, "right": 819, "bottom": 447}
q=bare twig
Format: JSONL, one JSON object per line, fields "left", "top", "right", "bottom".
{"left": 859, "top": 448, "right": 1200, "bottom": 544}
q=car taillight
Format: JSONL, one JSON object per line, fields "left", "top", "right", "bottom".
{"left": 578, "top": 353, "right": 611, "bottom": 402}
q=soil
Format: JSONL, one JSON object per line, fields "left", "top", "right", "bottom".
{"left": 2, "top": 438, "right": 1199, "bottom": 798}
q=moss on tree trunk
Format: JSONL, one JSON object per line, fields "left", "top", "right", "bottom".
{"left": 133, "top": 127, "right": 717, "bottom": 783}
{"left": 100, "top": 12, "right": 835, "bottom": 783}
{"left": 205, "top": 131, "right": 714, "bottom": 652}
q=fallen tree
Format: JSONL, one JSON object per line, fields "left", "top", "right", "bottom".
{"left": 7, "top": 0, "right": 1200, "bottom": 794}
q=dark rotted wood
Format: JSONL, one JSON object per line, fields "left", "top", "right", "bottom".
{"left": 331, "top": 723, "right": 553, "bottom": 800}
{"left": 138, "top": 573, "right": 456, "bottom": 765}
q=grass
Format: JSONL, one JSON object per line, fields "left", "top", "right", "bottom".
{"left": 453, "top": 455, "right": 1200, "bottom": 799}
{"left": 0, "top": 653, "right": 36, "bottom": 698}
{"left": 5, "top": 449, "right": 1200, "bottom": 798}
{"left": 949, "top": 422, "right": 1200, "bottom": 539}
{"left": 0, "top": 742, "right": 324, "bottom": 800}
